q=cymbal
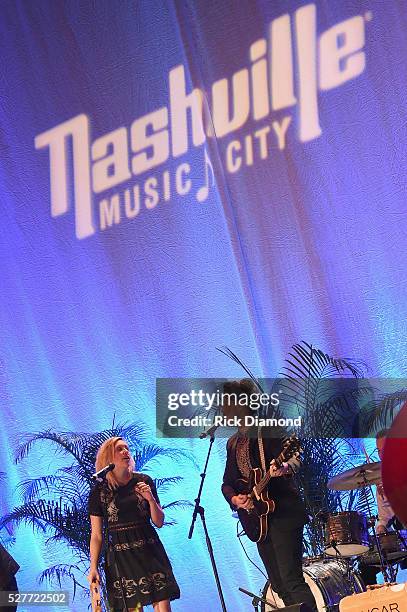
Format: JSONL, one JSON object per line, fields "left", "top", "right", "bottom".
{"left": 328, "top": 461, "right": 382, "bottom": 490}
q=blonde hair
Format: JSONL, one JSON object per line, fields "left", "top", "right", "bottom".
{"left": 95, "top": 437, "right": 135, "bottom": 489}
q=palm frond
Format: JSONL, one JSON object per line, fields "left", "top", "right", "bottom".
{"left": 161, "top": 500, "right": 192, "bottom": 526}
{"left": 216, "top": 346, "right": 265, "bottom": 392}
{"left": 38, "top": 562, "right": 85, "bottom": 600}
{"left": 15, "top": 431, "right": 90, "bottom": 470}
{"left": 278, "top": 345, "right": 335, "bottom": 413}
{"left": 1, "top": 500, "right": 91, "bottom": 555}
{"left": 354, "top": 486, "right": 376, "bottom": 516}
{"left": 16, "top": 475, "right": 63, "bottom": 502}
{"left": 0, "top": 533, "right": 15, "bottom": 547}
{"left": 59, "top": 464, "right": 93, "bottom": 488}
{"left": 281, "top": 342, "right": 365, "bottom": 381}
{"left": 0, "top": 503, "right": 49, "bottom": 533}
{"left": 15, "top": 424, "right": 146, "bottom": 467}
{"left": 360, "top": 390, "right": 407, "bottom": 434}
{"left": 161, "top": 499, "right": 192, "bottom": 510}
{"left": 153, "top": 477, "right": 183, "bottom": 493}
{"left": 134, "top": 444, "right": 198, "bottom": 471}
{"left": 51, "top": 471, "right": 91, "bottom": 501}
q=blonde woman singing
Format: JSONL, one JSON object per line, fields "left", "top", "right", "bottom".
{"left": 88, "top": 437, "right": 180, "bottom": 611}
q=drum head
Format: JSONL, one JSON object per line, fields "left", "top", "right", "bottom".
{"left": 325, "top": 543, "right": 369, "bottom": 557}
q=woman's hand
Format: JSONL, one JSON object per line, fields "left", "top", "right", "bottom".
{"left": 87, "top": 567, "right": 100, "bottom": 584}
{"left": 89, "top": 515, "right": 103, "bottom": 586}
{"left": 136, "top": 481, "right": 165, "bottom": 527}
{"left": 135, "top": 481, "right": 154, "bottom": 502}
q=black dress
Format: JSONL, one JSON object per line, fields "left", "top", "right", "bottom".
{"left": 88, "top": 472, "right": 180, "bottom": 610}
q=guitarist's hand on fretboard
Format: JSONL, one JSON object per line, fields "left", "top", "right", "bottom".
{"left": 269, "top": 461, "right": 290, "bottom": 478}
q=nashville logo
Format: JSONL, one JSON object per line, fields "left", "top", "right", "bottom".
{"left": 35, "top": 4, "right": 371, "bottom": 239}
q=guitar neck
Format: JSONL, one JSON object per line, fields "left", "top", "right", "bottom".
{"left": 253, "top": 446, "right": 293, "bottom": 496}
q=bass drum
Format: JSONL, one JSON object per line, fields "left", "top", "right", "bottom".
{"left": 260, "top": 560, "right": 365, "bottom": 611}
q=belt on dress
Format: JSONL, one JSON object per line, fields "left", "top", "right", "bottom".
{"left": 108, "top": 521, "right": 147, "bottom": 532}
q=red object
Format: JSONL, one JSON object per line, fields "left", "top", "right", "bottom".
{"left": 382, "top": 400, "right": 407, "bottom": 526}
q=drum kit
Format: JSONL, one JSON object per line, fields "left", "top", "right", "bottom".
{"left": 260, "top": 460, "right": 407, "bottom": 611}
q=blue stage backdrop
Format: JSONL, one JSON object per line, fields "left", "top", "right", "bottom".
{"left": 1, "top": 0, "right": 407, "bottom": 609}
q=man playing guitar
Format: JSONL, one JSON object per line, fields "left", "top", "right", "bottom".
{"left": 221, "top": 379, "right": 317, "bottom": 611}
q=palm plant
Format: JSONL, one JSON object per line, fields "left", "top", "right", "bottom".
{"left": 0, "top": 422, "right": 193, "bottom": 607}
{"left": 219, "top": 341, "right": 377, "bottom": 555}
{"left": 359, "top": 389, "right": 407, "bottom": 435}
{"left": 0, "top": 471, "right": 16, "bottom": 549}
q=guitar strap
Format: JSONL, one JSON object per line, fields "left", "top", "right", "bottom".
{"left": 236, "top": 434, "right": 252, "bottom": 478}
{"left": 257, "top": 427, "right": 267, "bottom": 473}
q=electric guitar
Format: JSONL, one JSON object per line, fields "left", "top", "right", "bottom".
{"left": 236, "top": 435, "right": 301, "bottom": 542}
{"left": 90, "top": 580, "right": 102, "bottom": 612}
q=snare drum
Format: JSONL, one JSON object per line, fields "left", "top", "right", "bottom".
{"left": 260, "top": 559, "right": 365, "bottom": 611}
{"left": 324, "top": 511, "right": 369, "bottom": 557}
{"left": 362, "top": 530, "right": 407, "bottom": 565}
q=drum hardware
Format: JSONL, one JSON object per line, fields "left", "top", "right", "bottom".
{"left": 361, "top": 529, "right": 407, "bottom": 566}
{"left": 239, "top": 586, "right": 312, "bottom": 611}
{"left": 327, "top": 460, "right": 394, "bottom": 583}
{"left": 239, "top": 585, "right": 277, "bottom": 611}
{"left": 366, "top": 528, "right": 396, "bottom": 582}
{"left": 361, "top": 482, "right": 396, "bottom": 582}
{"left": 239, "top": 587, "right": 311, "bottom": 612}
{"left": 393, "top": 522, "right": 407, "bottom": 551}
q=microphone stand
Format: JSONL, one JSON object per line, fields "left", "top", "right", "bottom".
{"left": 359, "top": 470, "right": 394, "bottom": 583}
{"left": 97, "top": 474, "right": 129, "bottom": 612}
{"left": 390, "top": 518, "right": 407, "bottom": 571}
{"left": 239, "top": 586, "right": 276, "bottom": 610}
{"left": 188, "top": 432, "right": 227, "bottom": 611}
{"left": 239, "top": 587, "right": 310, "bottom": 612}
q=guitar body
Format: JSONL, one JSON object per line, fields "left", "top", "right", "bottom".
{"left": 236, "top": 468, "right": 276, "bottom": 542}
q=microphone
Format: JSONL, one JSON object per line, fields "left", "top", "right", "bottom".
{"left": 92, "top": 463, "right": 115, "bottom": 481}
{"left": 199, "top": 424, "right": 220, "bottom": 439}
